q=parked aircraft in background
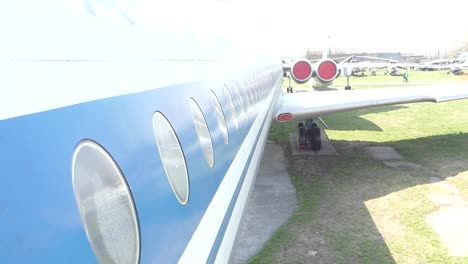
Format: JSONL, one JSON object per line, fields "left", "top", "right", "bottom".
{"left": 337, "top": 55, "right": 419, "bottom": 76}
{"left": 454, "top": 51, "right": 468, "bottom": 63}
{"left": 447, "top": 60, "right": 468, "bottom": 75}
{"left": 2, "top": 1, "right": 468, "bottom": 264}
{"left": 417, "top": 59, "right": 453, "bottom": 71}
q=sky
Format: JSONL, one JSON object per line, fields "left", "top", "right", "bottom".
{"left": 1, "top": 0, "right": 466, "bottom": 60}
{"left": 152, "top": 0, "right": 468, "bottom": 58}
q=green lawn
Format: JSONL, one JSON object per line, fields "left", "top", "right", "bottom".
{"left": 250, "top": 71, "right": 468, "bottom": 263}
{"left": 285, "top": 69, "right": 467, "bottom": 91}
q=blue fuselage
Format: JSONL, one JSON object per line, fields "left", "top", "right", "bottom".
{"left": 0, "top": 61, "right": 283, "bottom": 263}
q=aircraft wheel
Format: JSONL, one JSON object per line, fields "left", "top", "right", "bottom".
{"left": 297, "top": 122, "right": 305, "bottom": 151}
{"left": 305, "top": 124, "right": 313, "bottom": 151}
{"left": 311, "top": 123, "right": 321, "bottom": 151}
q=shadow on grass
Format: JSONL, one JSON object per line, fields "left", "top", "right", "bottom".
{"left": 268, "top": 105, "right": 407, "bottom": 143}
{"left": 252, "top": 132, "right": 468, "bottom": 264}
{"left": 322, "top": 105, "right": 407, "bottom": 132}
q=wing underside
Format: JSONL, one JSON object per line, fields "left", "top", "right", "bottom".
{"left": 274, "top": 84, "right": 468, "bottom": 121}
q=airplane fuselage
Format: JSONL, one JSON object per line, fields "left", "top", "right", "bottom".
{"left": 0, "top": 59, "right": 283, "bottom": 263}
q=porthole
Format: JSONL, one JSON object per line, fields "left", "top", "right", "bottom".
{"left": 246, "top": 79, "right": 254, "bottom": 103}
{"left": 254, "top": 85, "right": 260, "bottom": 102}
{"left": 250, "top": 86, "right": 256, "bottom": 103}
{"left": 233, "top": 82, "right": 246, "bottom": 119}
{"left": 72, "top": 140, "right": 140, "bottom": 264}
{"left": 249, "top": 83, "right": 256, "bottom": 103}
{"left": 224, "top": 85, "right": 239, "bottom": 130}
{"left": 210, "top": 91, "right": 229, "bottom": 144}
{"left": 152, "top": 112, "right": 189, "bottom": 205}
{"left": 251, "top": 82, "right": 259, "bottom": 102}
{"left": 241, "top": 81, "right": 252, "bottom": 110}
{"left": 190, "top": 99, "right": 214, "bottom": 167}
{"left": 249, "top": 78, "right": 256, "bottom": 102}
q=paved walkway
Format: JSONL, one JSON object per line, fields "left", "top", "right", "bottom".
{"left": 231, "top": 143, "right": 297, "bottom": 264}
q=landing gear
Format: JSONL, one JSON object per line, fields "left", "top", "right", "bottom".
{"left": 297, "top": 119, "right": 322, "bottom": 151}
{"left": 311, "top": 123, "right": 321, "bottom": 151}
{"left": 287, "top": 75, "right": 294, "bottom": 93}
{"left": 345, "top": 76, "right": 352, "bottom": 90}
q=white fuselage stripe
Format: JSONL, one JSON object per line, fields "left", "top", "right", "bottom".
{"left": 178, "top": 79, "right": 278, "bottom": 263}
{"left": 214, "top": 77, "right": 282, "bottom": 263}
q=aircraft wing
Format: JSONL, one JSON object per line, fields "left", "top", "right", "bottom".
{"left": 274, "top": 83, "right": 468, "bottom": 121}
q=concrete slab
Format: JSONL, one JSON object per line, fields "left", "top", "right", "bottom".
{"left": 426, "top": 180, "right": 468, "bottom": 256}
{"left": 364, "top": 146, "right": 404, "bottom": 161}
{"left": 289, "top": 132, "right": 338, "bottom": 156}
{"left": 426, "top": 206, "right": 468, "bottom": 256}
{"left": 231, "top": 143, "right": 297, "bottom": 264}
{"left": 383, "top": 161, "right": 422, "bottom": 170}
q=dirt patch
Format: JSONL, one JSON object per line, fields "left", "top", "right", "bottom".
{"left": 277, "top": 226, "right": 338, "bottom": 264}
{"left": 270, "top": 142, "right": 397, "bottom": 263}
{"left": 269, "top": 140, "right": 468, "bottom": 263}
{"left": 365, "top": 192, "right": 406, "bottom": 239}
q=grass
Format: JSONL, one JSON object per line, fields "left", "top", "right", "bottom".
{"left": 249, "top": 71, "right": 468, "bottom": 263}
{"left": 285, "top": 69, "right": 468, "bottom": 91}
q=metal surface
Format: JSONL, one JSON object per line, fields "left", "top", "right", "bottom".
{"left": 0, "top": 66, "right": 283, "bottom": 263}
{"left": 275, "top": 84, "right": 468, "bottom": 122}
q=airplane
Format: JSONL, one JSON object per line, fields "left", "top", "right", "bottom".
{"left": 1, "top": 1, "right": 468, "bottom": 264}
{"left": 417, "top": 59, "right": 453, "bottom": 71}
{"left": 454, "top": 51, "right": 468, "bottom": 63}
{"left": 447, "top": 60, "right": 468, "bottom": 75}
{"left": 337, "top": 56, "right": 418, "bottom": 77}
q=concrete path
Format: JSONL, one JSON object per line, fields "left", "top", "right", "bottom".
{"left": 231, "top": 143, "right": 297, "bottom": 264}
{"left": 426, "top": 174, "right": 468, "bottom": 256}
{"left": 364, "top": 146, "right": 421, "bottom": 169}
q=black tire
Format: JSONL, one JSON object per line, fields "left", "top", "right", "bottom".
{"left": 305, "top": 126, "right": 313, "bottom": 151}
{"left": 297, "top": 123, "right": 305, "bottom": 151}
{"left": 311, "top": 124, "right": 321, "bottom": 151}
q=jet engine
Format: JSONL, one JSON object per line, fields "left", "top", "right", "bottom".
{"left": 290, "top": 59, "right": 313, "bottom": 84}
{"left": 314, "top": 59, "right": 339, "bottom": 85}
{"left": 289, "top": 58, "right": 339, "bottom": 86}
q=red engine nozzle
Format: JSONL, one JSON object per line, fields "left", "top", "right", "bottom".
{"left": 315, "top": 59, "right": 338, "bottom": 84}
{"left": 290, "top": 59, "right": 313, "bottom": 84}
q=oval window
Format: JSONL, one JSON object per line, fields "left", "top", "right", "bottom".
{"left": 72, "top": 140, "right": 140, "bottom": 264}
{"left": 190, "top": 99, "right": 214, "bottom": 167}
{"left": 233, "top": 82, "right": 246, "bottom": 119}
{"left": 224, "top": 85, "right": 239, "bottom": 130}
{"left": 153, "top": 112, "right": 189, "bottom": 205}
{"left": 211, "top": 91, "right": 229, "bottom": 144}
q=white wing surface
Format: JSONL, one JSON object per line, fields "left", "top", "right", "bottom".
{"left": 274, "top": 83, "right": 468, "bottom": 121}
